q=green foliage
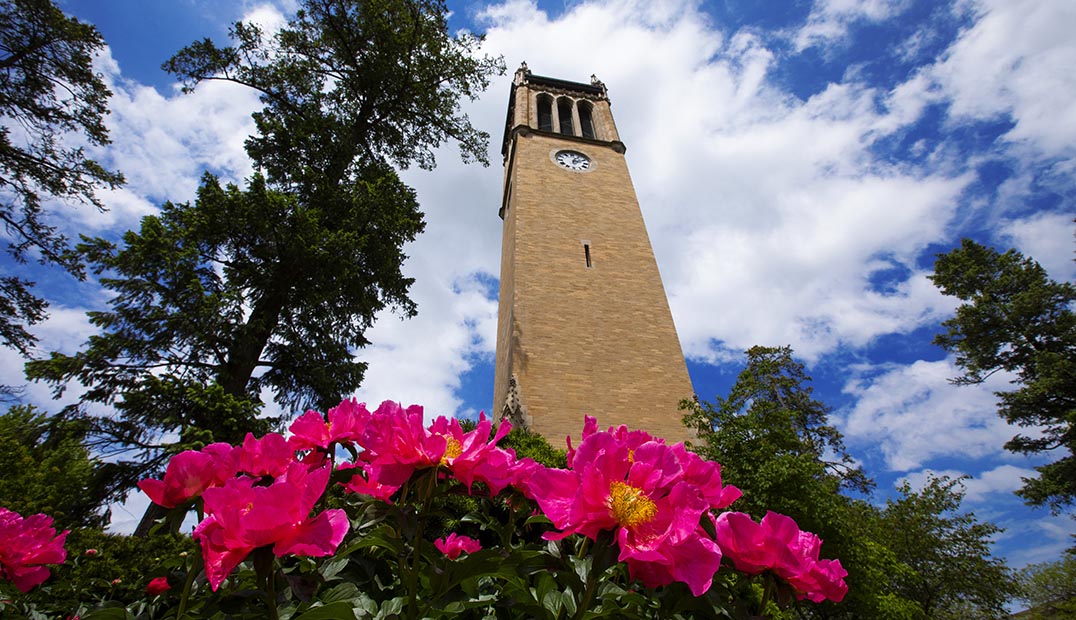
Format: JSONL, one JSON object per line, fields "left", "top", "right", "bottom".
{"left": 17, "top": 529, "right": 196, "bottom": 617}
{"left": 683, "top": 346, "right": 1019, "bottom": 619}
{"left": 683, "top": 346, "right": 899, "bottom": 618}
{"left": 0, "top": 405, "right": 109, "bottom": 529}
{"left": 499, "top": 427, "right": 568, "bottom": 469}
{"left": 684, "top": 345, "right": 871, "bottom": 511}
{"left": 880, "top": 475, "right": 1019, "bottom": 619}
{"left": 164, "top": 0, "right": 503, "bottom": 176}
{"left": 0, "top": 0, "right": 124, "bottom": 354}
{"left": 26, "top": 0, "right": 504, "bottom": 504}
{"left": 1018, "top": 555, "right": 1076, "bottom": 619}
{"left": 930, "top": 238, "right": 1076, "bottom": 511}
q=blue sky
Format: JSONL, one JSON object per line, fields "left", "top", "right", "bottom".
{"left": 11, "top": 0, "right": 1073, "bottom": 567}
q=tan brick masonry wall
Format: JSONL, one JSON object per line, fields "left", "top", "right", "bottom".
{"left": 493, "top": 128, "right": 695, "bottom": 447}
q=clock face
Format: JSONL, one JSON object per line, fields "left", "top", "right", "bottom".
{"left": 555, "top": 150, "right": 591, "bottom": 171}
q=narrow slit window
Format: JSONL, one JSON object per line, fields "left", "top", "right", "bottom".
{"left": 537, "top": 95, "right": 553, "bottom": 131}
{"left": 558, "top": 97, "right": 574, "bottom": 135}
{"left": 584, "top": 243, "right": 592, "bottom": 268}
{"left": 579, "top": 102, "right": 595, "bottom": 139}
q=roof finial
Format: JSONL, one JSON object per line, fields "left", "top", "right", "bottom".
{"left": 590, "top": 73, "right": 606, "bottom": 93}
{"left": 514, "top": 61, "right": 531, "bottom": 85}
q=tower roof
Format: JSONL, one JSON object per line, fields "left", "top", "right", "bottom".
{"left": 501, "top": 63, "right": 610, "bottom": 156}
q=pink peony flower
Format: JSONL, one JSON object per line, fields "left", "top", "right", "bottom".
{"left": 565, "top": 416, "right": 657, "bottom": 468}
{"left": 713, "top": 511, "right": 777, "bottom": 574}
{"left": 288, "top": 399, "right": 371, "bottom": 451}
{"left": 0, "top": 508, "right": 68, "bottom": 592}
{"left": 670, "top": 444, "right": 742, "bottom": 510}
{"left": 761, "top": 512, "right": 848, "bottom": 603}
{"left": 506, "top": 457, "right": 544, "bottom": 499}
{"left": 138, "top": 443, "right": 239, "bottom": 508}
{"left": 714, "top": 511, "right": 848, "bottom": 603}
{"left": 192, "top": 462, "right": 350, "bottom": 590}
{"left": 338, "top": 461, "right": 401, "bottom": 502}
{"left": 530, "top": 427, "right": 736, "bottom": 596}
{"left": 428, "top": 413, "right": 518, "bottom": 495}
{"left": 434, "top": 533, "right": 481, "bottom": 559}
{"left": 146, "top": 575, "right": 171, "bottom": 595}
{"left": 236, "top": 432, "right": 294, "bottom": 478}
{"left": 358, "top": 401, "right": 444, "bottom": 486}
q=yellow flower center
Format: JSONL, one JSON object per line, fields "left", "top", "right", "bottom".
{"left": 441, "top": 436, "right": 463, "bottom": 464}
{"left": 608, "top": 481, "right": 657, "bottom": 529}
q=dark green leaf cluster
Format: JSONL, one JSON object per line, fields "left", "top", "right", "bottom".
{"left": 499, "top": 427, "right": 568, "bottom": 469}
{"left": 0, "top": 0, "right": 123, "bottom": 354}
{"left": 930, "top": 238, "right": 1076, "bottom": 511}
{"left": 6, "top": 528, "right": 196, "bottom": 617}
{"left": 0, "top": 404, "right": 110, "bottom": 528}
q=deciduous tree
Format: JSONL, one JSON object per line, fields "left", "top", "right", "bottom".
{"left": 684, "top": 346, "right": 1018, "bottom": 619}
{"left": 1017, "top": 555, "right": 1076, "bottom": 619}
{"left": 880, "top": 475, "right": 1018, "bottom": 619}
{"left": 0, "top": 0, "right": 123, "bottom": 354}
{"left": 684, "top": 346, "right": 890, "bottom": 619}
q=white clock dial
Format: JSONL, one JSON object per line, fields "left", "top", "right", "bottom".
{"left": 555, "top": 150, "right": 591, "bottom": 171}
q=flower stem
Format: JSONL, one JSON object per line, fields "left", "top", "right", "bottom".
{"left": 266, "top": 567, "right": 279, "bottom": 620}
{"left": 175, "top": 548, "right": 201, "bottom": 619}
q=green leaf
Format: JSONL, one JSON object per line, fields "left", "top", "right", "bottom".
{"left": 293, "top": 601, "right": 358, "bottom": 620}
{"left": 318, "top": 556, "right": 349, "bottom": 581}
{"left": 79, "top": 607, "right": 130, "bottom": 620}
{"left": 375, "top": 597, "right": 406, "bottom": 619}
{"left": 319, "top": 582, "right": 361, "bottom": 605}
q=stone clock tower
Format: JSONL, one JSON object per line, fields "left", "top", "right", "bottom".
{"left": 493, "top": 63, "right": 694, "bottom": 443}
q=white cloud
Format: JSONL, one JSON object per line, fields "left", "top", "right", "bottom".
{"left": 1005, "top": 515, "right": 1076, "bottom": 567}
{"left": 347, "top": 268, "right": 498, "bottom": 422}
{"left": 902, "top": 464, "right": 1037, "bottom": 503}
{"left": 999, "top": 211, "right": 1076, "bottom": 282}
{"left": 0, "top": 306, "right": 99, "bottom": 408}
{"left": 794, "top": 0, "right": 909, "bottom": 51}
{"left": 928, "top": 0, "right": 1076, "bottom": 164}
{"left": 81, "top": 34, "right": 261, "bottom": 228}
{"left": 840, "top": 358, "right": 1016, "bottom": 471}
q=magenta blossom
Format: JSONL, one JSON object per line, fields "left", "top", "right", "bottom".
{"left": 288, "top": 399, "right": 371, "bottom": 451}
{"left": 434, "top": 533, "right": 481, "bottom": 559}
{"left": 138, "top": 443, "right": 238, "bottom": 508}
{"left": 338, "top": 461, "right": 401, "bottom": 502}
{"left": 428, "top": 413, "right": 518, "bottom": 494}
{"left": 192, "top": 462, "right": 349, "bottom": 590}
{"left": 530, "top": 427, "right": 739, "bottom": 596}
{"left": 0, "top": 508, "right": 68, "bottom": 592}
{"left": 146, "top": 575, "right": 171, "bottom": 595}
{"left": 358, "top": 401, "right": 444, "bottom": 486}
{"left": 236, "top": 432, "right": 293, "bottom": 478}
{"left": 714, "top": 511, "right": 848, "bottom": 603}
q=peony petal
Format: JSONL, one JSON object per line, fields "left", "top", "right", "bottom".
{"left": 274, "top": 509, "right": 350, "bottom": 558}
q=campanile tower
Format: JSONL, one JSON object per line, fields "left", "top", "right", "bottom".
{"left": 493, "top": 63, "right": 694, "bottom": 443}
